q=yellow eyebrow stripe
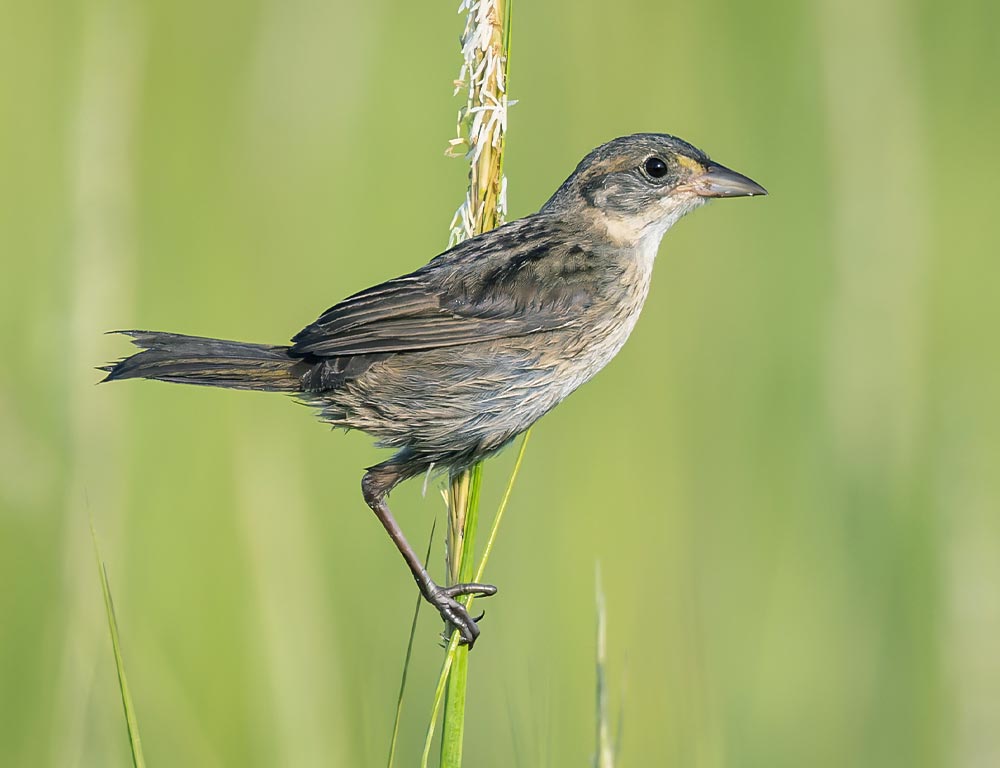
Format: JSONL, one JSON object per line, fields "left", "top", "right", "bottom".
{"left": 675, "top": 154, "right": 704, "bottom": 173}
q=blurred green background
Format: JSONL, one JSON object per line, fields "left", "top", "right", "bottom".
{"left": 2, "top": 0, "right": 999, "bottom": 765}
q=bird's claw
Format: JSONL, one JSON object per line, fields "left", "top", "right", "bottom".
{"left": 428, "top": 582, "right": 497, "bottom": 647}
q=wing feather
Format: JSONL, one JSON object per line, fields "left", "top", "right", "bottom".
{"left": 290, "top": 218, "right": 598, "bottom": 358}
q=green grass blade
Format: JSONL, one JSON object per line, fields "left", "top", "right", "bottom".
{"left": 421, "top": 432, "right": 531, "bottom": 766}
{"left": 595, "top": 564, "right": 613, "bottom": 768}
{"left": 439, "top": 643, "right": 469, "bottom": 767}
{"left": 421, "top": 636, "right": 461, "bottom": 768}
{"left": 439, "top": 464, "right": 483, "bottom": 766}
{"left": 473, "top": 430, "right": 529, "bottom": 586}
{"left": 388, "top": 518, "right": 438, "bottom": 768}
{"left": 90, "top": 524, "right": 146, "bottom": 768}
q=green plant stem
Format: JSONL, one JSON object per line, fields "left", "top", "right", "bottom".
{"left": 440, "top": 463, "right": 483, "bottom": 765}
{"left": 433, "top": 1, "right": 513, "bottom": 763}
{"left": 421, "top": 431, "right": 531, "bottom": 767}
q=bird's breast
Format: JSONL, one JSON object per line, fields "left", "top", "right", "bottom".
{"left": 550, "top": 243, "right": 656, "bottom": 396}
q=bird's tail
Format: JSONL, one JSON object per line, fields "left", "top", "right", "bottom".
{"left": 101, "top": 331, "right": 304, "bottom": 392}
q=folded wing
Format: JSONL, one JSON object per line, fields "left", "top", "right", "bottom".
{"left": 290, "top": 219, "right": 596, "bottom": 358}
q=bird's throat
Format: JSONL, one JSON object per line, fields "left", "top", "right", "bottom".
{"left": 595, "top": 194, "right": 706, "bottom": 250}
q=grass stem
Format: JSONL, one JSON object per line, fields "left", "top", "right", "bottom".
{"left": 90, "top": 524, "right": 146, "bottom": 768}
{"left": 422, "top": 432, "right": 531, "bottom": 766}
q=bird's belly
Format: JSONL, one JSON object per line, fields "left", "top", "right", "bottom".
{"left": 322, "top": 277, "right": 650, "bottom": 463}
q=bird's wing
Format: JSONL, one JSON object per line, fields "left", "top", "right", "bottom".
{"left": 290, "top": 220, "right": 597, "bottom": 357}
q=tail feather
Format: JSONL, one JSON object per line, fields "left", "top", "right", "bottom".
{"left": 102, "top": 331, "right": 304, "bottom": 392}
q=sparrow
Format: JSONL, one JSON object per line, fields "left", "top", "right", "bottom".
{"left": 103, "top": 133, "right": 766, "bottom": 646}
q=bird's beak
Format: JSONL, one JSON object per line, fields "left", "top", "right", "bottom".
{"left": 687, "top": 162, "right": 767, "bottom": 198}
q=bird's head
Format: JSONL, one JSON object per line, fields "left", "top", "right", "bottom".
{"left": 541, "top": 133, "right": 766, "bottom": 248}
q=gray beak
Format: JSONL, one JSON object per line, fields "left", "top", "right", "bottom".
{"left": 690, "top": 162, "right": 767, "bottom": 198}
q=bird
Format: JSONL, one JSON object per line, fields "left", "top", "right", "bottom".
{"left": 103, "top": 133, "right": 766, "bottom": 647}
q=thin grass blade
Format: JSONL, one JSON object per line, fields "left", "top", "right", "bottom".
{"left": 422, "top": 431, "right": 530, "bottom": 765}
{"left": 440, "top": 464, "right": 483, "bottom": 766}
{"left": 90, "top": 524, "right": 146, "bottom": 768}
{"left": 388, "top": 518, "right": 438, "bottom": 768}
{"left": 595, "top": 564, "right": 613, "bottom": 768}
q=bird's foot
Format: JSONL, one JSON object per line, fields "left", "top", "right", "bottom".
{"left": 427, "top": 582, "right": 497, "bottom": 647}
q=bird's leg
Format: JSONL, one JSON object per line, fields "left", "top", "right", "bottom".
{"left": 361, "top": 467, "right": 497, "bottom": 646}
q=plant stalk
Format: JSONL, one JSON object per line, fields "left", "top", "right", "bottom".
{"left": 436, "top": 1, "right": 513, "bottom": 765}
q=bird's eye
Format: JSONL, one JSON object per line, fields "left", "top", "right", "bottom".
{"left": 644, "top": 157, "right": 669, "bottom": 179}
